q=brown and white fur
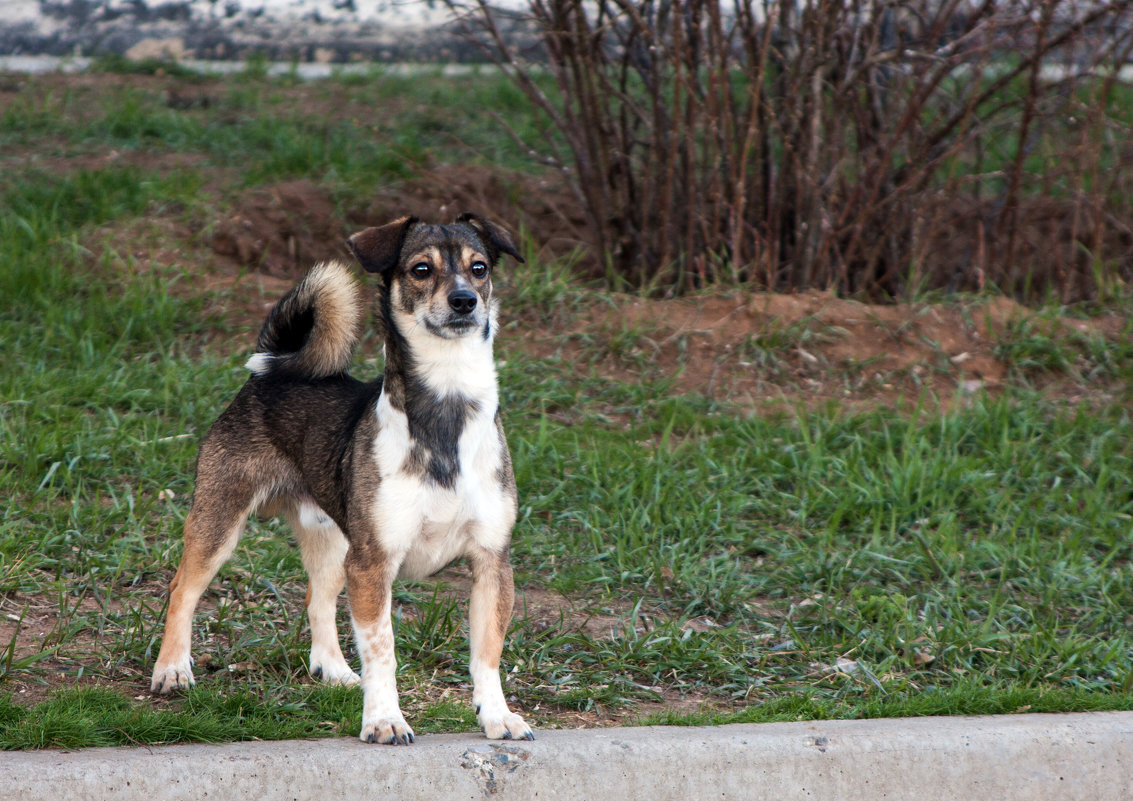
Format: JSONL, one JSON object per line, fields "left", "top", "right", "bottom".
{"left": 149, "top": 214, "right": 532, "bottom": 744}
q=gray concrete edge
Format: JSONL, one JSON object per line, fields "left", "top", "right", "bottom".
{"left": 2, "top": 712, "right": 1131, "bottom": 801}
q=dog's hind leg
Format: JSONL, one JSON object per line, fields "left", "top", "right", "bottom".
{"left": 468, "top": 547, "right": 534, "bottom": 740}
{"left": 150, "top": 484, "right": 254, "bottom": 694}
{"left": 287, "top": 504, "right": 360, "bottom": 686}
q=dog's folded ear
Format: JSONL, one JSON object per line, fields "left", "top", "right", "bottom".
{"left": 457, "top": 213, "right": 526, "bottom": 265}
{"left": 347, "top": 216, "right": 418, "bottom": 274}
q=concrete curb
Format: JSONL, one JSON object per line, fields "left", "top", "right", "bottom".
{"left": 2, "top": 713, "right": 1131, "bottom": 800}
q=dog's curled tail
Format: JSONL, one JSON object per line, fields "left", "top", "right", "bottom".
{"left": 245, "top": 261, "right": 363, "bottom": 379}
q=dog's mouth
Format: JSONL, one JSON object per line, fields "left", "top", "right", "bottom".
{"left": 424, "top": 314, "right": 482, "bottom": 338}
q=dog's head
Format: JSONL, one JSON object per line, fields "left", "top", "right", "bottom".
{"left": 347, "top": 214, "right": 524, "bottom": 340}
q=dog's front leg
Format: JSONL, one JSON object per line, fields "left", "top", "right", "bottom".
{"left": 469, "top": 547, "right": 534, "bottom": 740}
{"left": 346, "top": 542, "right": 414, "bottom": 745}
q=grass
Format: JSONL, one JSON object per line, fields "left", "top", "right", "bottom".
{"left": 993, "top": 310, "right": 1133, "bottom": 384}
{"left": 1, "top": 66, "right": 1132, "bottom": 749}
{"left": 0, "top": 63, "right": 554, "bottom": 190}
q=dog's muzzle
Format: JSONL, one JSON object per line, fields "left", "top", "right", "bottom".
{"left": 448, "top": 289, "right": 478, "bottom": 315}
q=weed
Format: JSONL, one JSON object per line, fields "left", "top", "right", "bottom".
{"left": 91, "top": 53, "right": 204, "bottom": 81}
{"left": 993, "top": 310, "right": 1133, "bottom": 383}
{"left": 738, "top": 315, "right": 839, "bottom": 377}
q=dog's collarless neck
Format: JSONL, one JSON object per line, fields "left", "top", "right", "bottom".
{"left": 380, "top": 338, "right": 498, "bottom": 412}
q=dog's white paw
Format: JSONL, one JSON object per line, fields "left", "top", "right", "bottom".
{"left": 314, "top": 664, "right": 361, "bottom": 686}
{"left": 359, "top": 715, "right": 416, "bottom": 745}
{"left": 309, "top": 652, "right": 361, "bottom": 686}
{"left": 151, "top": 658, "right": 195, "bottom": 694}
{"left": 479, "top": 709, "right": 535, "bottom": 741}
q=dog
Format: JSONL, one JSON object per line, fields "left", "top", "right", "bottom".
{"left": 150, "top": 213, "right": 533, "bottom": 745}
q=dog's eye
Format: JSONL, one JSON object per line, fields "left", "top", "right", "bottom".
{"left": 470, "top": 261, "right": 488, "bottom": 278}
{"left": 411, "top": 262, "right": 431, "bottom": 279}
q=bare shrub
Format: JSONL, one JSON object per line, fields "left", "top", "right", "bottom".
{"left": 451, "top": 0, "right": 1133, "bottom": 301}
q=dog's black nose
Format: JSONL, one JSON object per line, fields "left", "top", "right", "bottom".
{"left": 448, "top": 289, "right": 478, "bottom": 315}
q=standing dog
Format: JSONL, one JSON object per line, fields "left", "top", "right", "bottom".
{"left": 150, "top": 214, "right": 533, "bottom": 744}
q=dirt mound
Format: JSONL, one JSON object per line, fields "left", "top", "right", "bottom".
{"left": 352, "top": 164, "right": 586, "bottom": 246}
{"left": 206, "top": 167, "right": 586, "bottom": 279}
{"left": 209, "top": 179, "right": 345, "bottom": 277}
{"left": 536, "top": 289, "right": 1119, "bottom": 412}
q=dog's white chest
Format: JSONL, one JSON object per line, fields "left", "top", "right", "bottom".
{"left": 371, "top": 392, "right": 514, "bottom": 579}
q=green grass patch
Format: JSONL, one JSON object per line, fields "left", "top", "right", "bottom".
{"left": 0, "top": 68, "right": 556, "bottom": 190}
{"left": 91, "top": 53, "right": 205, "bottom": 81}
{"left": 0, "top": 683, "right": 484, "bottom": 750}
{"left": 639, "top": 680, "right": 1133, "bottom": 727}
